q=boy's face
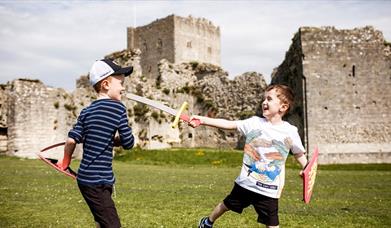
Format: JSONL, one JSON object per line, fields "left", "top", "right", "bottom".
{"left": 262, "top": 89, "right": 287, "bottom": 119}
{"left": 105, "top": 75, "right": 125, "bottom": 101}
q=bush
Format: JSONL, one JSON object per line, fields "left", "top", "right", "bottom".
{"left": 162, "top": 88, "right": 170, "bottom": 95}
{"left": 190, "top": 61, "right": 199, "bottom": 70}
{"left": 237, "top": 110, "right": 256, "bottom": 120}
{"left": 53, "top": 101, "right": 59, "bottom": 109}
{"left": 133, "top": 104, "right": 149, "bottom": 122}
{"left": 64, "top": 103, "right": 76, "bottom": 111}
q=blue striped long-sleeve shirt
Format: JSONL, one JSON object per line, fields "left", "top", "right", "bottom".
{"left": 68, "top": 99, "right": 134, "bottom": 185}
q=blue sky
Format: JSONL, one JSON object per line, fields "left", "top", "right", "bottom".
{"left": 1, "top": 1, "right": 390, "bottom": 91}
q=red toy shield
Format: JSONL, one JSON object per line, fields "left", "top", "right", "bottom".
{"left": 36, "top": 142, "right": 77, "bottom": 180}
{"left": 303, "top": 147, "right": 319, "bottom": 204}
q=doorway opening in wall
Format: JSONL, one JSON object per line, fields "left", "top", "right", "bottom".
{"left": 0, "top": 127, "right": 8, "bottom": 154}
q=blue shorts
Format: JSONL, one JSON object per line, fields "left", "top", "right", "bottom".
{"left": 223, "top": 182, "right": 279, "bottom": 226}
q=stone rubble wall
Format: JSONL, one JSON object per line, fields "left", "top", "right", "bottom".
{"left": 3, "top": 79, "right": 81, "bottom": 159}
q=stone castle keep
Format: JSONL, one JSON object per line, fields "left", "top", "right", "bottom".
{"left": 0, "top": 15, "right": 390, "bottom": 164}
{"left": 127, "top": 15, "right": 221, "bottom": 79}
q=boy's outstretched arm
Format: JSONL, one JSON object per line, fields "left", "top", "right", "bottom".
{"left": 57, "top": 137, "right": 76, "bottom": 171}
{"left": 189, "top": 115, "right": 237, "bottom": 130}
{"left": 294, "top": 153, "right": 308, "bottom": 175}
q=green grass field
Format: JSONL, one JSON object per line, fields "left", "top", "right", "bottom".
{"left": 0, "top": 148, "right": 390, "bottom": 227}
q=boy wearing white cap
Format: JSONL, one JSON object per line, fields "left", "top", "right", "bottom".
{"left": 57, "top": 59, "right": 135, "bottom": 228}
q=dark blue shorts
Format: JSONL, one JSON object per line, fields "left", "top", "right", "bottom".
{"left": 223, "top": 182, "right": 279, "bottom": 226}
{"left": 78, "top": 183, "right": 121, "bottom": 228}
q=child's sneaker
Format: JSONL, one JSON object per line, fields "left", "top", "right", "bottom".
{"left": 198, "top": 217, "right": 213, "bottom": 228}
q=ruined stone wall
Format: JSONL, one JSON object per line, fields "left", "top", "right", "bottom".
{"left": 195, "top": 72, "right": 267, "bottom": 120}
{"left": 273, "top": 26, "right": 391, "bottom": 164}
{"left": 191, "top": 71, "right": 267, "bottom": 149}
{"left": 154, "top": 60, "right": 267, "bottom": 149}
{"left": 174, "top": 15, "right": 220, "bottom": 66}
{"left": 5, "top": 79, "right": 80, "bottom": 158}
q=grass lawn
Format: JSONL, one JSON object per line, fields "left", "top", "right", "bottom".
{"left": 0, "top": 148, "right": 390, "bottom": 227}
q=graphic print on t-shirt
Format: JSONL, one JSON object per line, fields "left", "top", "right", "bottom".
{"left": 243, "top": 129, "right": 292, "bottom": 183}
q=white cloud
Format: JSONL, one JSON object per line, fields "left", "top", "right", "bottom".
{"left": 0, "top": 1, "right": 390, "bottom": 90}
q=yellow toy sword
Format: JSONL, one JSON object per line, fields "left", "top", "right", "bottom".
{"left": 126, "top": 93, "right": 200, "bottom": 128}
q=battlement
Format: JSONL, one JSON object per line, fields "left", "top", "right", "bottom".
{"left": 299, "top": 26, "right": 385, "bottom": 43}
{"left": 137, "top": 14, "right": 220, "bottom": 32}
{"left": 173, "top": 14, "right": 220, "bottom": 32}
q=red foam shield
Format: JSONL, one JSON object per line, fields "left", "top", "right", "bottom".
{"left": 37, "top": 142, "right": 77, "bottom": 180}
{"left": 303, "top": 147, "right": 319, "bottom": 204}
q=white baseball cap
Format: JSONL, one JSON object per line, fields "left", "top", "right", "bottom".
{"left": 89, "top": 59, "right": 133, "bottom": 86}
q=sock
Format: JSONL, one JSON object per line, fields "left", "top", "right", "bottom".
{"left": 205, "top": 217, "right": 214, "bottom": 225}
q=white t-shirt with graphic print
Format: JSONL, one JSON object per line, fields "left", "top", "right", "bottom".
{"left": 235, "top": 116, "right": 305, "bottom": 199}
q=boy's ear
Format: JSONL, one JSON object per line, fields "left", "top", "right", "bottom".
{"left": 101, "top": 79, "right": 110, "bottom": 90}
{"left": 279, "top": 103, "right": 289, "bottom": 114}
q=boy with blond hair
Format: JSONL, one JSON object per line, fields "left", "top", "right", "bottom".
{"left": 190, "top": 84, "right": 308, "bottom": 228}
{"left": 58, "top": 59, "right": 135, "bottom": 228}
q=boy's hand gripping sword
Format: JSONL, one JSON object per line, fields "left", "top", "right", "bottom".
{"left": 126, "top": 93, "right": 201, "bottom": 128}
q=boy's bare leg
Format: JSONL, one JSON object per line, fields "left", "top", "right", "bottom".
{"left": 208, "top": 202, "right": 229, "bottom": 222}
{"left": 95, "top": 222, "right": 101, "bottom": 228}
{"left": 266, "top": 226, "right": 279, "bottom": 228}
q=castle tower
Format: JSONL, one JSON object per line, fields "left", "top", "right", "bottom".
{"left": 127, "top": 15, "right": 221, "bottom": 79}
{"left": 272, "top": 26, "right": 391, "bottom": 164}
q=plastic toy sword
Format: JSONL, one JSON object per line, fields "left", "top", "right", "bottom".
{"left": 126, "top": 93, "right": 200, "bottom": 128}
